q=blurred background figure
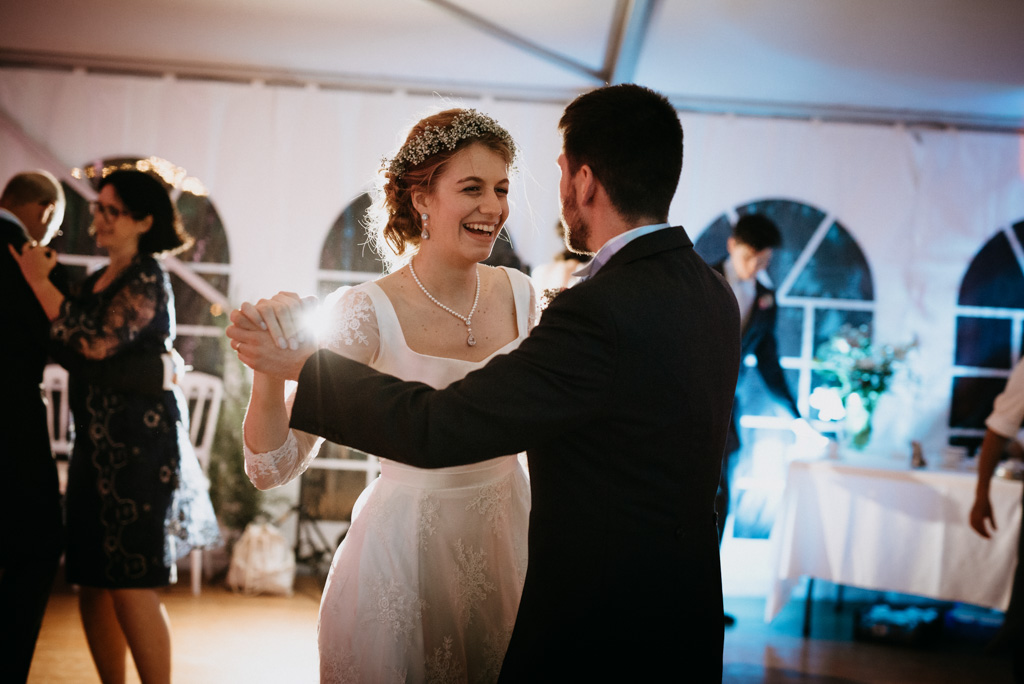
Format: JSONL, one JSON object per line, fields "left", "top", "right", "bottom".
{"left": 10, "top": 169, "right": 220, "bottom": 684}
{"left": 969, "top": 355, "right": 1024, "bottom": 683}
{"left": 0, "top": 170, "right": 68, "bottom": 684}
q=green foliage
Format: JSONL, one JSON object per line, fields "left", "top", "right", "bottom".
{"left": 814, "top": 324, "right": 916, "bottom": 413}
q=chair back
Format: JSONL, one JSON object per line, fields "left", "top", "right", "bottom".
{"left": 42, "top": 364, "right": 73, "bottom": 457}
{"left": 178, "top": 371, "right": 224, "bottom": 472}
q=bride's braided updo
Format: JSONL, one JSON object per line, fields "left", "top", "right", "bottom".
{"left": 368, "top": 108, "right": 517, "bottom": 272}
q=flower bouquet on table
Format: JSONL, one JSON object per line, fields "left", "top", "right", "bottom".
{"left": 811, "top": 324, "right": 917, "bottom": 450}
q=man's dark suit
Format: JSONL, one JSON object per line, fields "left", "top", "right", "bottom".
{"left": 1, "top": 215, "right": 167, "bottom": 683}
{"left": 711, "top": 260, "right": 799, "bottom": 540}
{"left": 291, "top": 227, "right": 740, "bottom": 680}
{"left": 0, "top": 215, "right": 67, "bottom": 683}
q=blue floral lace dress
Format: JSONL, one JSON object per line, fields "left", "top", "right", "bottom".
{"left": 55, "top": 254, "right": 220, "bottom": 588}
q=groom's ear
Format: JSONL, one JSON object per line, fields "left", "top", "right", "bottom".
{"left": 576, "top": 164, "right": 598, "bottom": 206}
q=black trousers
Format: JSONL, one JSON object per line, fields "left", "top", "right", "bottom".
{"left": 0, "top": 555, "right": 61, "bottom": 683}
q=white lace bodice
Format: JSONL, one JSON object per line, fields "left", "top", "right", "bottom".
{"left": 244, "top": 266, "right": 536, "bottom": 488}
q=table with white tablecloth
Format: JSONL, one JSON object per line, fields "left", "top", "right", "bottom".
{"left": 765, "top": 456, "right": 1023, "bottom": 625}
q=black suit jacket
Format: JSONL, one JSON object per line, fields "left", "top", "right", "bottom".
{"left": 1, "top": 216, "right": 66, "bottom": 561}
{"left": 292, "top": 227, "right": 740, "bottom": 680}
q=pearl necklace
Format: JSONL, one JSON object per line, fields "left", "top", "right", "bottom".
{"left": 409, "top": 260, "right": 480, "bottom": 346}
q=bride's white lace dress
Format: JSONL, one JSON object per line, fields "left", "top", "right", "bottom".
{"left": 245, "top": 266, "right": 534, "bottom": 683}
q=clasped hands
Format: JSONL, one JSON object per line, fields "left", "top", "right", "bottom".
{"left": 226, "top": 292, "right": 319, "bottom": 381}
{"left": 8, "top": 241, "right": 58, "bottom": 283}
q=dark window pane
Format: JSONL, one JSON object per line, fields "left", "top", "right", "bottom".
{"left": 175, "top": 335, "right": 225, "bottom": 376}
{"left": 959, "top": 231, "right": 1024, "bottom": 309}
{"left": 790, "top": 221, "right": 873, "bottom": 300}
{"left": 955, "top": 317, "right": 1012, "bottom": 369}
{"left": 812, "top": 309, "right": 873, "bottom": 353}
{"left": 176, "top": 193, "right": 230, "bottom": 264}
{"left": 1013, "top": 218, "right": 1024, "bottom": 257}
{"left": 482, "top": 227, "right": 529, "bottom": 272}
{"left": 949, "top": 376, "right": 1010, "bottom": 429}
{"left": 693, "top": 213, "right": 733, "bottom": 265}
{"left": 320, "top": 193, "right": 384, "bottom": 276}
{"left": 949, "top": 435, "right": 984, "bottom": 457}
{"left": 170, "top": 272, "right": 230, "bottom": 327}
{"left": 776, "top": 306, "right": 804, "bottom": 358}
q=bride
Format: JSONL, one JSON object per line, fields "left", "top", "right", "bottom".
{"left": 236, "top": 109, "right": 534, "bottom": 682}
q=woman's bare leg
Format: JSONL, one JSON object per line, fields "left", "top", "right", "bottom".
{"left": 110, "top": 588, "right": 171, "bottom": 684}
{"left": 79, "top": 587, "right": 127, "bottom": 684}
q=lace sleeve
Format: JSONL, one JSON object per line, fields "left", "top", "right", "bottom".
{"left": 320, "top": 286, "right": 381, "bottom": 364}
{"left": 244, "top": 285, "right": 381, "bottom": 489}
{"left": 52, "top": 259, "right": 168, "bottom": 360}
{"left": 244, "top": 400, "right": 323, "bottom": 489}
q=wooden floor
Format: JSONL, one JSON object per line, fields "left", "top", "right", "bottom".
{"left": 27, "top": 570, "right": 1015, "bottom": 683}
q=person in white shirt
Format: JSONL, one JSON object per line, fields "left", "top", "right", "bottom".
{"left": 970, "top": 356, "right": 1024, "bottom": 682}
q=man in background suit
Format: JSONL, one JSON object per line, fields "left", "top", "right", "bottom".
{"left": 229, "top": 84, "right": 741, "bottom": 680}
{"left": 711, "top": 214, "right": 802, "bottom": 626}
{"left": 1, "top": 170, "right": 176, "bottom": 683}
{"left": 0, "top": 170, "right": 69, "bottom": 683}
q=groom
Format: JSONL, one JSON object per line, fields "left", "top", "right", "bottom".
{"left": 230, "top": 84, "right": 740, "bottom": 680}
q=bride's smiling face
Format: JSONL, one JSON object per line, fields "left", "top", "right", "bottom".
{"left": 414, "top": 142, "right": 510, "bottom": 264}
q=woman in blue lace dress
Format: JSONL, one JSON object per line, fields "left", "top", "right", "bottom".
{"left": 12, "top": 169, "right": 220, "bottom": 684}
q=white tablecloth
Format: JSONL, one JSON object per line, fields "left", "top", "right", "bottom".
{"left": 765, "top": 457, "right": 1023, "bottom": 622}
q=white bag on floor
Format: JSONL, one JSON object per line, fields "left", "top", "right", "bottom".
{"left": 227, "top": 522, "right": 295, "bottom": 596}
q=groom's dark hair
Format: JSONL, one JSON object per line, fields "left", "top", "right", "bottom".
{"left": 558, "top": 84, "right": 683, "bottom": 224}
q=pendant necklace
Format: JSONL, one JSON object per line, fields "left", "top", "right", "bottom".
{"left": 409, "top": 260, "right": 480, "bottom": 346}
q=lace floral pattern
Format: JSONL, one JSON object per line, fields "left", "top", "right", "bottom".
{"left": 418, "top": 494, "right": 440, "bottom": 550}
{"left": 466, "top": 477, "right": 512, "bottom": 536}
{"left": 425, "top": 636, "right": 465, "bottom": 684}
{"left": 451, "top": 539, "right": 497, "bottom": 626}
{"left": 325, "top": 289, "right": 375, "bottom": 352}
{"left": 480, "top": 622, "right": 516, "bottom": 683}
{"left": 371, "top": 574, "right": 427, "bottom": 643}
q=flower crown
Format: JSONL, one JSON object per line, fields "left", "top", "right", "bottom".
{"left": 384, "top": 109, "right": 517, "bottom": 179}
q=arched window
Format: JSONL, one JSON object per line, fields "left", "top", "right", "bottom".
{"left": 695, "top": 198, "right": 874, "bottom": 538}
{"left": 949, "top": 219, "right": 1024, "bottom": 452}
{"left": 55, "top": 156, "right": 230, "bottom": 376}
{"left": 317, "top": 192, "right": 384, "bottom": 298}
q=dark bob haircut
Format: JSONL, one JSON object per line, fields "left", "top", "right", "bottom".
{"left": 98, "top": 170, "right": 192, "bottom": 256}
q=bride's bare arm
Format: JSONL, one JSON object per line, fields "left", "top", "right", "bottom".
{"left": 234, "top": 286, "right": 381, "bottom": 489}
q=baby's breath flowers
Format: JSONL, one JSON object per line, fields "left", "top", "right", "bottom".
{"left": 384, "top": 109, "right": 517, "bottom": 179}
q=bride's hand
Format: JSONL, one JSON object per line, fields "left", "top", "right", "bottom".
{"left": 237, "top": 292, "right": 319, "bottom": 351}
{"left": 8, "top": 242, "right": 57, "bottom": 284}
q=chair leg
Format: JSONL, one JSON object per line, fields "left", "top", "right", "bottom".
{"left": 191, "top": 549, "right": 202, "bottom": 596}
{"left": 803, "top": 577, "right": 814, "bottom": 637}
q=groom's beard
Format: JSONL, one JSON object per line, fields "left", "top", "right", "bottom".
{"left": 560, "top": 184, "right": 592, "bottom": 255}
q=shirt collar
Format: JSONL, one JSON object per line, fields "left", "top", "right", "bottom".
{"left": 0, "top": 207, "right": 29, "bottom": 238}
{"left": 573, "top": 222, "right": 672, "bottom": 280}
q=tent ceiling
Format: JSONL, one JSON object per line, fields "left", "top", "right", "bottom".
{"left": 2, "top": 0, "right": 1022, "bottom": 131}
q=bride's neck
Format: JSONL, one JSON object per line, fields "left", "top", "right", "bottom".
{"left": 410, "top": 254, "right": 479, "bottom": 302}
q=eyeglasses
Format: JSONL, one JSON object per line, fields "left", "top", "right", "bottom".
{"left": 89, "top": 201, "right": 131, "bottom": 222}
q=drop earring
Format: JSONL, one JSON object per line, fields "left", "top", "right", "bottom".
{"left": 420, "top": 213, "right": 429, "bottom": 240}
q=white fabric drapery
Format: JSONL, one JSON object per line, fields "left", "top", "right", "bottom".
{"left": 3, "top": 65, "right": 1024, "bottom": 458}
